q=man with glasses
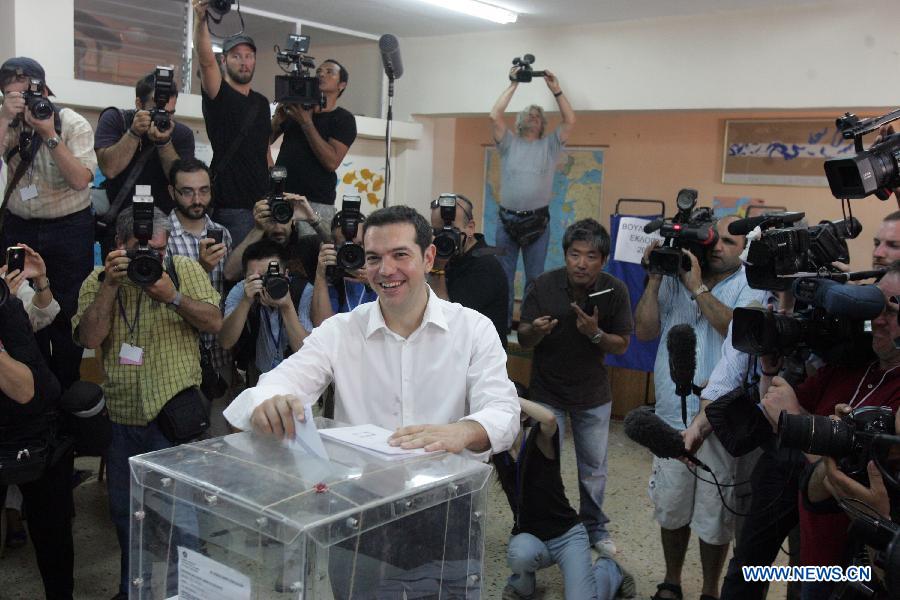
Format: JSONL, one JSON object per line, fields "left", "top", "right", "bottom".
{"left": 270, "top": 59, "right": 357, "bottom": 236}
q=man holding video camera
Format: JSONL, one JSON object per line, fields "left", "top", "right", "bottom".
{"left": 193, "top": 1, "right": 271, "bottom": 247}
{"left": 0, "top": 57, "right": 97, "bottom": 393}
{"left": 428, "top": 193, "right": 508, "bottom": 346}
{"left": 490, "top": 61, "right": 575, "bottom": 328}
{"left": 72, "top": 204, "right": 221, "bottom": 599}
{"left": 634, "top": 214, "right": 755, "bottom": 600}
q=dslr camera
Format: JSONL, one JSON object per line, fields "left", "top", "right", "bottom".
{"left": 510, "top": 54, "right": 545, "bottom": 83}
{"left": 126, "top": 188, "right": 163, "bottom": 286}
{"left": 262, "top": 261, "right": 290, "bottom": 300}
{"left": 643, "top": 188, "right": 718, "bottom": 277}
{"left": 326, "top": 196, "right": 365, "bottom": 283}
{"left": 150, "top": 65, "right": 175, "bottom": 133}
{"left": 274, "top": 34, "right": 326, "bottom": 110}
{"left": 267, "top": 166, "right": 292, "bottom": 224}
{"left": 433, "top": 194, "right": 465, "bottom": 260}
{"left": 24, "top": 78, "right": 53, "bottom": 120}
{"left": 824, "top": 108, "right": 900, "bottom": 200}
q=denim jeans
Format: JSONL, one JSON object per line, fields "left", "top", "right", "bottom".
{"left": 107, "top": 421, "right": 198, "bottom": 596}
{"left": 507, "top": 524, "right": 596, "bottom": 600}
{"left": 213, "top": 207, "right": 255, "bottom": 247}
{"left": 495, "top": 211, "right": 550, "bottom": 327}
{"left": 539, "top": 402, "right": 612, "bottom": 544}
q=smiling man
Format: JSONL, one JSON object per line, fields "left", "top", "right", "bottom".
{"left": 223, "top": 205, "right": 519, "bottom": 457}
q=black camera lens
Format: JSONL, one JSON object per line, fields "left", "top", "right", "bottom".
{"left": 264, "top": 275, "right": 290, "bottom": 300}
{"left": 208, "top": 0, "right": 232, "bottom": 14}
{"left": 151, "top": 109, "right": 171, "bottom": 132}
{"left": 127, "top": 252, "right": 163, "bottom": 286}
{"left": 337, "top": 243, "right": 365, "bottom": 271}
{"left": 28, "top": 97, "right": 53, "bottom": 120}
{"left": 269, "top": 198, "right": 293, "bottom": 224}
{"left": 778, "top": 412, "right": 854, "bottom": 457}
{"left": 433, "top": 229, "right": 460, "bottom": 259}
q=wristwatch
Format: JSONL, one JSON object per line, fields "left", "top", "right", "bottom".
{"left": 45, "top": 135, "right": 60, "bottom": 150}
{"left": 167, "top": 291, "right": 183, "bottom": 310}
{"left": 691, "top": 284, "right": 710, "bottom": 300}
{"left": 590, "top": 330, "right": 604, "bottom": 345}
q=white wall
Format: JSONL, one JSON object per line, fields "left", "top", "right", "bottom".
{"left": 0, "top": 1, "right": 15, "bottom": 63}
{"left": 312, "top": 40, "right": 383, "bottom": 119}
{"left": 394, "top": 0, "right": 900, "bottom": 118}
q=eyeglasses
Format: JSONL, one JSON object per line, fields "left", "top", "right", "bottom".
{"left": 176, "top": 187, "right": 211, "bottom": 199}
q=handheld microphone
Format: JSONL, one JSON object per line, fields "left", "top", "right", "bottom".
{"left": 378, "top": 34, "right": 403, "bottom": 80}
{"left": 667, "top": 324, "right": 697, "bottom": 425}
{"left": 624, "top": 406, "right": 710, "bottom": 471}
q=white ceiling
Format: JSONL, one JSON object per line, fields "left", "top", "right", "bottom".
{"left": 241, "top": 0, "right": 839, "bottom": 39}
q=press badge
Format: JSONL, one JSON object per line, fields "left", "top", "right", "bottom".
{"left": 119, "top": 343, "right": 144, "bottom": 365}
{"left": 19, "top": 184, "right": 38, "bottom": 201}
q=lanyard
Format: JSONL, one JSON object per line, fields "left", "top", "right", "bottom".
{"left": 116, "top": 289, "right": 143, "bottom": 344}
{"left": 343, "top": 280, "right": 366, "bottom": 311}
{"left": 264, "top": 308, "right": 284, "bottom": 369}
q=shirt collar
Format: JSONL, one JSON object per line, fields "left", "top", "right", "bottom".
{"left": 364, "top": 286, "right": 450, "bottom": 339}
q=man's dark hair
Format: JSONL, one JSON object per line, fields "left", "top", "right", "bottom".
{"left": 242, "top": 239, "right": 288, "bottom": 275}
{"left": 169, "top": 158, "right": 210, "bottom": 187}
{"left": 322, "top": 59, "right": 348, "bottom": 97}
{"left": 135, "top": 71, "right": 179, "bottom": 105}
{"left": 562, "top": 218, "right": 611, "bottom": 258}
{"left": 884, "top": 211, "right": 900, "bottom": 222}
{"left": 363, "top": 206, "right": 433, "bottom": 255}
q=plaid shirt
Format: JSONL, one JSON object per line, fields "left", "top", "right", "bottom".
{"left": 166, "top": 212, "right": 232, "bottom": 369}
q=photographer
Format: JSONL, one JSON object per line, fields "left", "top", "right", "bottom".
{"left": 0, "top": 57, "right": 97, "bottom": 392}
{"left": 192, "top": 1, "right": 271, "bottom": 246}
{"left": 759, "top": 262, "right": 900, "bottom": 600}
{"left": 94, "top": 70, "right": 195, "bottom": 251}
{"left": 72, "top": 206, "right": 221, "bottom": 599}
{"left": 0, "top": 296, "right": 70, "bottom": 599}
{"left": 490, "top": 64, "right": 575, "bottom": 327}
{"left": 428, "top": 194, "right": 508, "bottom": 346}
{"left": 219, "top": 240, "right": 308, "bottom": 386}
{"left": 270, "top": 59, "right": 356, "bottom": 235}
{"left": 634, "top": 215, "right": 756, "bottom": 600}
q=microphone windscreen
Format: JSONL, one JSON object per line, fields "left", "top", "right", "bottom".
{"left": 623, "top": 406, "right": 686, "bottom": 460}
{"left": 728, "top": 215, "right": 765, "bottom": 236}
{"left": 667, "top": 324, "right": 697, "bottom": 397}
{"left": 378, "top": 34, "right": 403, "bottom": 80}
{"left": 643, "top": 218, "right": 664, "bottom": 234}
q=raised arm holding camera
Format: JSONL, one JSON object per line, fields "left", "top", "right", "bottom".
{"left": 1, "top": 242, "right": 60, "bottom": 331}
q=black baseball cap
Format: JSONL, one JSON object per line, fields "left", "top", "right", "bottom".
{"left": 0, "top": 57, "right": 54, "bottom": 94}
{"left": 221, "top": 34, "right": 256, "bottom": 55}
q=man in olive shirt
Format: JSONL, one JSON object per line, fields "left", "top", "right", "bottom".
{"left": 72, "top": 207, "right": 221, "bottom": 599}
{"left": 518, "top": 218, "right": 633, "bottom": 557}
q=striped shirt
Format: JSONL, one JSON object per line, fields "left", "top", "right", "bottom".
{"left": 72, "top": 255, "right": 220, "bottom": 425}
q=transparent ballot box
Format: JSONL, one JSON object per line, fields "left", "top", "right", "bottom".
{"left": 128, "top": 419, "right": 491, "bottom": 599}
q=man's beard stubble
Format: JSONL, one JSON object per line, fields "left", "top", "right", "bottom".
{"left": 226, "top": 64, "right": 254, "bottom": 85}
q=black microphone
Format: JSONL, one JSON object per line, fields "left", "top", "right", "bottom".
{"left": 727, "top": 211, "right": 805, "bottom": 236}
{"left": 667, "top": 323, "right": 697, "bottom": 427}
{"left": 378, "top": 34, "right": 403, "bottom": 80}
{"left": 643, "top": 218, "right": 664, "bottom": 234}
{"left": 623, "top": 406, "right": 710, "bottom": 471}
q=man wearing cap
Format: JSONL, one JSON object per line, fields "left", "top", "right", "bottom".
{"left": 193, "top": 1, "right": 271, "bottom": 247}
{"left": 0, "top": 57, "right": 97, "bottom": 390}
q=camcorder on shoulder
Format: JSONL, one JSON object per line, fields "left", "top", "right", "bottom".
{"left": 510, "top": 54, "right": 545, "bottom": 83}
{"left": 643, "top": 188, "right": 718, "bottom": 277}
{"left": 24, "top": 78, "right": 53, "bottom": 120}
{"left": 274, "top": 34, "right": 326, "bottom": 110}
{"left": 326, "top": 196, "right": 364, "bottom": 283}
{"left": 150, "top": 65, "right": 174, "bottom": 133}
{"left": 262, "top": 261, "right": 289, "bottom": 300}
{"left": 824, "top": 108, "right": 900, "bottom": 201}
{"left": 126, "top": 189, "right": 163, "bottom": 286}
{"left": 267, "top": 166, "right": 291, "bottom": 224}
{"left": 433, "top": 194, "right": 465, "bottom": 260}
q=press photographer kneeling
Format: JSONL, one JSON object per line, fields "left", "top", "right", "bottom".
{"left": 72, "top": 192, "right": 222, "bottom": 599}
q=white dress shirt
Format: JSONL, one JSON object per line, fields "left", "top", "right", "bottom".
{"left": 224, "top": 288, "right": 520, "bottom": 458}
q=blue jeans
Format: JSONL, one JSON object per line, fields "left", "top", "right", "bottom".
{"left": 539, "top": 402, "right": 612, "bottom": 544}
{"left": 213, "top": 207, "right": 255, "bottom": 247}
{"left": 107, "top": 422, "right": 198, "bottom": 595}
{"left": 507, "top": 524, "right": 596, "bottom": 600}
{"left": 495, "top": 211, "right": 550, "bottom": 328}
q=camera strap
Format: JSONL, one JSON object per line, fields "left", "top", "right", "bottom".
{"left": 212, "top": 100, "right": 260, "bottom": 184}
{"left": 100, "top": 110, "right": 156, "bottom": 228}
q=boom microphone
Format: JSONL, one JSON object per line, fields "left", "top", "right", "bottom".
{"left": 667, "top": 323, "right": 697, "bottom": 426}
{"left": 623, "top": 406, "right": 710, "bottom": 471}
{"left": 378, "top": 34, "right": 403, "bottom": 80}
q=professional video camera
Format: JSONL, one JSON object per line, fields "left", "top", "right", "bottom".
{"left": 433, "top": 194, "right": 465, "bottom": 260}
{"left": 824, "top": 108, "right": 900, "bottom": 200}
{"left": 23, "top": 78, "right": 53, "bottom": 120}
{"left": 207, "top": 0, "right": 233, "bottom": 16}
{"left": 643, "top": 188, "right": 718, "bottom": 277}
{"left": 834, "top": 498, "right": 900, "bottom": 599}
{"left": 509, "top": 54, "right": 545, "bottom": 83}
{"left": 126, "top": 188, "right": 163, "bottom": 286}
{"left": 326, "top": 196, "right": 364, "bottom": 283}
{"left": 150, "top": 65, "right": 174, "bottom": 133}
{"left": 267, "top": 166, "right": 292, "bottom": 224}
{"left": 732, "top": 211, "right": 862, "bottom": 291}
{"left": 274, "top": 34, "right": 326, "bottom": 110}
{"left": 262, "top": 261, "right": 289, "bottom": 300}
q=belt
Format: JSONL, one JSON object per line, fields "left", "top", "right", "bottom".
{"left": 499, "top": 205, "right": 549, "bottom": 217}
{"left": 4, "top": 205, "right": 91, "bottom": 225}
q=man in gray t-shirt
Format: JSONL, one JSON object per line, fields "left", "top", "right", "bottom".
{"left": 489, "top": 67, "right": 576, "bottom": 328}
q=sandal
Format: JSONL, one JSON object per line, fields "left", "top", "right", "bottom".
{"left": 651, "top": 582, "right": 683, "bottom": 600}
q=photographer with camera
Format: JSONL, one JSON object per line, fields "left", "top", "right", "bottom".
{"left": 219, "top": 240, "right": 308, "bottom": 386}
{"left": 94, "top": 69, "right": 195, "bottom": 252}
{"left": 428, "top": 193, "right": 508, "bottom": 346}
{"left": 490, "top": 59, "right": 575, "bottom": 327}
{"left": 72, "top": 203, "right": 221, "bottom": 599}
{"left": 270, "top": 55, "right": 356, "bottom": 236}
{"left": 192, "top": 1, "right": 271, "bottom": 247}
{"left": 0, "top": 57, "right": 96, "bottom": 393}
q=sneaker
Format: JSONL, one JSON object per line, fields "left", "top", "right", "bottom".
{"left": 615, "top": 561, "right": 636, "bottom": 598}
{"left": 593, "top": 537, "right": 617, "bottom": 557}
{"left": 502, "top": 584, "right": 533, "bottom": 600}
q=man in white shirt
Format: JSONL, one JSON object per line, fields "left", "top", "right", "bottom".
{"left": 224, "top": 205, "right": 519, "bottom": 457}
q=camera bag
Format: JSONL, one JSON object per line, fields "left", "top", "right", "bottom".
{"left": 0, "top": 414, "right": 68, "bottom": 486}
{"left": 498, "top": 206, "right": 550, "bottom": 247}
{"left": 155, "top": 386, "right": 209, "bottom": 444}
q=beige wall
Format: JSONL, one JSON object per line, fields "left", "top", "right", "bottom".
{"left": 450, "top": 109, "right": 899, "bottom": 272}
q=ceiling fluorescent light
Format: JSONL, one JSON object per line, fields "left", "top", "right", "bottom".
{"left": 419, "top": 0, "right": 518, "bottom": 24}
